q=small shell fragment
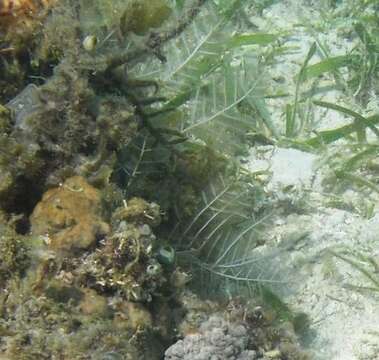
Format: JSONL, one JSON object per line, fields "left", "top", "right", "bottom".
{"left": 82, "top": 35, "right": 98, "bottom": 52}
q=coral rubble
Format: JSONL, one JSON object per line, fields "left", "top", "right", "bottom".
{"left": 166, "top": 292, "right": 310, "bottom": 360}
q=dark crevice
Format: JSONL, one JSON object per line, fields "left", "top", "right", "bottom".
{"left": 1, "top": 176, "right": 44, "bottom": 217}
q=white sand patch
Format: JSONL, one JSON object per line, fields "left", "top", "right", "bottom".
{"left": 245, "top": 1, "right": 379, "bottom": 359}
{"left": 246, "top": 144, "right": 379, "bottom": 359}
{"left": 270, "top": 209, "right": 379, "bottom": 360}
{"left": 247, "top": 146, "right": 318, "bottom": 190}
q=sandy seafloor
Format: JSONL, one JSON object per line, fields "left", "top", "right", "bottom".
{"left": 245, "top": 1, "right": 379, "bottom": 359}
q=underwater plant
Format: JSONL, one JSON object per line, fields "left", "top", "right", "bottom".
{"left": 329, "top": 247, "right": 379, "bottom": 294}
{"left": 129, "top": 10, "right": 279, "bottom": 155}
{"left": 115, "top": 0, "right": 290, "bottom": 299}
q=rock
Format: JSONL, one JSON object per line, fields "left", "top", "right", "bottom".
{"left": 79, "top": 288, "right": 109, "bottom": 317}
{"left": 112, "top": 197, "right": 161, "bottom": 227}
{"left": 114, "top": 301, "right": 153, "bottom": 331}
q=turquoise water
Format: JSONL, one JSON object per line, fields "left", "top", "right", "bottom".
{"left": 0, "top": 0, "right": 378, "bottom": 358}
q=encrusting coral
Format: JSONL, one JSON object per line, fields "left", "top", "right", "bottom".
{"left": 30, "top": 176, "right": 110, "bottom": 252}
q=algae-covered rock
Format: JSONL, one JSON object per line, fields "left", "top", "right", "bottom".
{"left": 44, "top": 279, "right": 84, "bottom": 304}
{"left": 0, "top": 54, "right": 138, "bottom": 214}
{"left": 0, "top": 214, "right": 30, "bottom": 285}
{"left": 79, "top": 288, "right": 109, "bottom": 317}
{"left": 30, "top": 176, "right": 110, "bottom": 252}
{"left": 0, "top": 0, "right": 57, "bottom": 45}
{"left": 0, "top": 0, "right": 59, "bottom": 102}
{"left": 74, "top": 208, "right": 165, "bottom": 302}
{"left": 0, "top": 188, "right": 183, "bottom": 359}
{"left": 112, "top": 197, "right": 161, "bottom": 227}
{"left": 114, "top": 301, "right": 153, "bottom": 331}
{"left": 120, "top": 0, "right": 172, "bottom": 35}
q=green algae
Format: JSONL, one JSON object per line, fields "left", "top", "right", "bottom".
{"left": 0, "top": 214, "right": 30, "bottom": 284}
{"left": 120, "top": 0, "right": 172, "bottom": 35}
